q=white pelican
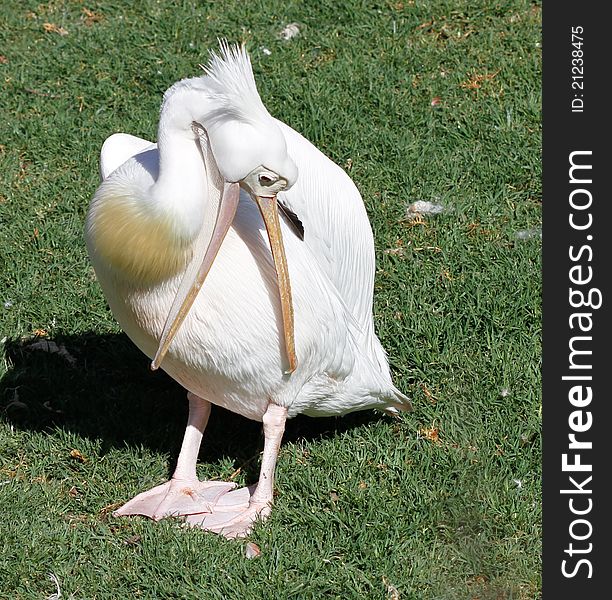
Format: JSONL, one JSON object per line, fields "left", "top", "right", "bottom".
{"left": 85, "top": 42, "right": 410, "bottom": 539}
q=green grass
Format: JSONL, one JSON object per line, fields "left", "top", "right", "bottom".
{"left": 0, "top": 1, "right": 541, "bottom": 598}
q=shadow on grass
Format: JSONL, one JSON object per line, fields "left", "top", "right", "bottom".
{"left": 0, "top": 332, "right": 384, "bottom": 481}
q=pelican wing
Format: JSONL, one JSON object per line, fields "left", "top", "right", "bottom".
{"left": 274, "top": 121, "right": 391, "bottom": 367}
{"left": 274, "top": 120, "right": 411, "bottom": 412}
{"left": 275, "top": 121, "right": 376, "bottom": 336}
{"left": 100, "top": 133, "right": 155, "bottom": 181}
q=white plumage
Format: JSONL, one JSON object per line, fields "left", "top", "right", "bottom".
{"left": 85, "top": 43, "right": 409, "bottom": 538}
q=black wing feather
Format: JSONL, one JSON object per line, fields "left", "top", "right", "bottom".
{"left": 278, "top": 200, "right": 305, "bottom": 241}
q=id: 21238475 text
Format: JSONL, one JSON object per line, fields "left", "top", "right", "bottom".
{"left": 571, "top": 26, "right": 584, "bottom": 113}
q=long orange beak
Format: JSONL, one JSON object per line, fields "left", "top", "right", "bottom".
{"left": 253, "top": 194, "right": 297, "bottom": 374}
{"left": 151, "top": 186, "right": 298, "bottom": 374}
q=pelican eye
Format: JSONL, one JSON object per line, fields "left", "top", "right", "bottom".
{"left": 258, "top": 173, "right": 276, "bottom": 186}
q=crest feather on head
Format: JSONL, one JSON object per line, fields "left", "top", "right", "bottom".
{"left": 201, "top": 41, "right": 271, "bottom": 125}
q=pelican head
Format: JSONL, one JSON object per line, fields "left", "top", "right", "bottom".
{"left": 204, "top": 115, "right": 297, "bottom": 192}
{"left": 192, "top": 41, "right": 297, "bottom": 190}
{"left": 151, "top": 43, "right": 298, "bottom": 374}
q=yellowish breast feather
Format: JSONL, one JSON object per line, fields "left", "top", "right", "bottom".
{"left": 88, "top": 192, "right": 192, "bottom": 285}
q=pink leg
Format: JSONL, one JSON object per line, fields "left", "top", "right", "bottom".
{"left": 113, "top": 393, "right": 239, "bottom": 520}
{"left": 185, "top": 402, "right": 288, "bottom": 538}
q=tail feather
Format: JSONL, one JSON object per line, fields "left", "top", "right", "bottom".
{"left": 380, "top": 387, "right": 412, "bottom": 417}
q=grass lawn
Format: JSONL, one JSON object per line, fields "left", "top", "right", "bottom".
{"left": 0, "top": 1, "right": 541, "bottom": 598}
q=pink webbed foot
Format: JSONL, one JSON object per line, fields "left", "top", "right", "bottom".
{"left": 114, "top": 479, "right": 269, "bottom": 539}
{"left": 187, "top": 403, "right": 287, "bottom": 538}
{"left": 114, "top": 399, "right": 288, "bottom": 540}
{"left": 113, "top": 478, "right": 239, "bottom": 520}
{"left": 184, "top": 484, "right": 270, "bottom": 539}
